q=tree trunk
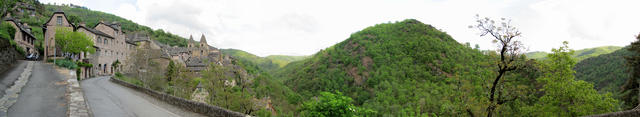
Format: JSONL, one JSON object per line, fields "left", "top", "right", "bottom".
{"left": 487, "top": 70, "right": 505, "bottom": 117}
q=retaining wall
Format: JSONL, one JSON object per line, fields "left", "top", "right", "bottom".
{"left": 585, "top": 109, "right": 640, "bottom": 117}
{"left": 109, "top": 77, "right": 247, "bottom": 117}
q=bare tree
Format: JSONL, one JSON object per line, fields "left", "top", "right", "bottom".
{"left": 469, "top": 14, "right": 524, "bottom": 117}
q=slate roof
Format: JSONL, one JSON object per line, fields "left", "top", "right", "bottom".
{"left": 126, "top": 33, "right": 150, "bottom": 42}
{"left": 43, "top": 10, "right": 75, "bottom": 28}
{"left": 77, "top": 25, "right": 114, "bottom": 39}
{"left": 4, "top": 17, "right": 35, "bottom": 39}
{"left": 99, "top": 21, "right": 121, "bottom": 31}
{"left": 186, "top": 57, "right": 207, "bottom": 67}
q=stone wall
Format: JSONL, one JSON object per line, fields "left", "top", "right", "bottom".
{"left": 585, "top": 109, "right": 640, "bottom": 117}
{"left": 0, "top": 37, "right": 21, "bottom": 73}
{"left": 109, "top": 77, "right": 247, "bottom": 117}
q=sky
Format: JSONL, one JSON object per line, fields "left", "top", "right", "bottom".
{"left": 40, "top": 0, "right": 640, "bottom": 57}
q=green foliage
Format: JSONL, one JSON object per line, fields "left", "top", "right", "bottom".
{"left": 76, "top": 61, "right": 93, "bottom": 67}
{"left": 522, "top": 42, "right": 619, "bottom": 116}
{"left": 54, "top": 59, "right": 78, "bottom": 69}
{"left": 115, "top": 72, "right": 123, "bottom": 78}
{"left": 299, "top": 91, "right": 375, "bottom": 117}
{"left": 43, "top": 4, "right": 188, "bottom": 47}
{"left": 621, "top": 34, "right": 640, "bottom": 110}
{"left": 66, "top": 14, "right": 82, "bottom": 25}
{"left": 525, "top": 46, "right": 622, "bottom": 62}
{"left": 115, "top": 74, "right": 143, "bottom": 86}
{"left": 574, "top": 47, "right": 631, "bottom": 92}
{"left": 276, "top": 19, "right": 493, "bottom": 116}
{"left": 265, "top": 55, "right": 309, "bottom": 67}
{"left": 221, "top": 49, "right": 305, "bottom": 73}
{"left": 165, "top": 61, "right": 177, "bottom": 82}
{"left": 0, "top": 22, "right": 16, "bottom": 40}
{"left": 54, "top": 28, "right": 95, "bottom": 54}
{"left": 0, "top": 22, "right": 23, "bottom": 55}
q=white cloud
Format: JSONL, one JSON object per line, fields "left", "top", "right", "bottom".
{"left": 39, "top": 0, "right": 640, "bottom": 56}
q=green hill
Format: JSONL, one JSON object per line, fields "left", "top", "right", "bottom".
{"left": 265, "top": 55, "right": 309, "bottom": 67}
{"left": 9, "top": 1, "right": 189, "bottom": 48}
{"left": 574, "top": 47, "right": 632, "bottom": 92}
{"left": 221, "top": 49, "right": 307, "bottom": 72}
{"left": 275, "top": 19, "right": 495, "bottom": 115}
{"left": 525, "top": 46, "right": 622, "bottom": 61}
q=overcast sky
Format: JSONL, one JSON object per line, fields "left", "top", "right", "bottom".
{"left": 40, "top": 0, "right": 640, "bottom": 57}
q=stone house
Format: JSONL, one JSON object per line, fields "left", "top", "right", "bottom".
{"left": 13, "top": 2, "right": 36, "bottom": 17}
{"left": 43, "top": 11, "right": 137, "bottom": 79}
{"left": 76, "top": 21, "right": 136, "bottom": 78}
{"left": 42, "top": 10, "right": 74, "bottom": 60}
{"left": 3, "top": 17, "right": 36, "bottom": 55}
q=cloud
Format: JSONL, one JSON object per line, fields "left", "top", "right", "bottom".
{"left": 39, "top": 0, "right": 640, "bottom": 56}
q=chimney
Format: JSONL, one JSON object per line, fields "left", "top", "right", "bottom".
{"left": 22, "top": 22, "right": 28, "bottom": 27}
{"left": 79, "top": 22, "right": 86, "bottom": 27}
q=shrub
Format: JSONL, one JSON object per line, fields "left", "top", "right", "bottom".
{"left": 115, "top": 72, "right": 123, "bottom": 78}
{"left": 54, "top": 59, "right": 78, "bottom": 69}
{"left": 76, "top": 61, "right": 93, "bottom": 67}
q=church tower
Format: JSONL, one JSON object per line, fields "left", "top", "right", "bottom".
{"left": 198, "top": 34, "right": 209, "bottom": 57}
{"left": 188, "top": 35, "right": 195, "bottom": 48}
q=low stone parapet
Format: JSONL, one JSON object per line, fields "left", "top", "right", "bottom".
{"left": 584, "top": 109, "right": 640, "bottom": 117}
{"left": 109, "top": 77, "right": 247, "bottom": 117}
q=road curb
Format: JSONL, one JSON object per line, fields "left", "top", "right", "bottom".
{"left": 56, "top": 65, "right": 91, "bottom": 117}
{"left": 0, "top": 61, "right": 33, "bottom": 117}
{"left": 110, "top": 77, "right": 249, "bottom": 117}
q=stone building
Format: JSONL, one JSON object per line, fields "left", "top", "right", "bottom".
{"left": 3, "top": 17, "right": 36, "bottom": 55}
{"left": 159, "top": 34, "right": 228, "bottom": 73}
{"left": 76, "top": 21, "right": 136, "bottom": 78}
{"left": 43, "top": 11, "right": 136, "bottom": 79}
{"left": 42, "top": 10, "right": 74, "bottom": 60}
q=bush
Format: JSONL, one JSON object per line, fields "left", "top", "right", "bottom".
{"left": 115, "top": 72, "right": 123, "bottom": 78}
{"left": 76, "top": 61, "right": 93, "bottom": 67}
{"left": 76, "top": 68, "right": 81, "bottom": 80}
{"left": 0, "top": 22, "right": 15, "bottom": 40}
{"left": 54, "top": 59, "right": 78, "bottom": 69}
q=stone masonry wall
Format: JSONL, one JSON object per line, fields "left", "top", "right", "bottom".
{"left": 585, "top": 109, "right": 640, "bottom": 117}
{"left": 0, "top": 37, "right": 21, "bottom": 73}
{"left": 109, "top": 77, "right": 247, "bottom": 117}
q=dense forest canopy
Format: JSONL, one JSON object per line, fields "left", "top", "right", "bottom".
{"left": 525, "top": 46, "right": 622, "bottom": 62}
{"left": 4, "top": 1, "right": 634, "bottom": 116}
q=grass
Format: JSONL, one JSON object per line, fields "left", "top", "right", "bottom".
{"left": 114, "top": 73, "right": 144, "bottom": 86}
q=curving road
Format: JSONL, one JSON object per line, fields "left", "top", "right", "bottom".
{"left": 8, "top": 61, "right": 67, "bottom": 117}
{"left": 81, "top": 76, "right": 206, "bottom": 117}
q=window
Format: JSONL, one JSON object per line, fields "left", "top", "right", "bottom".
{"left": 104, "top": 39, "right": 108, "bottom": 45}
{"left": 56, "top": 16, "right": 62, "bottom": 26}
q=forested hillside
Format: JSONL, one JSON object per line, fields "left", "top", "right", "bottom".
{"left": 271, "top": 19, "right": 619, "bottom": 116}
{"left": 526, "top": 46, "right": 622, "bottom": 61}
{"left": 575, "top": 47, "right": 631, "bottom": 93}
{"left": 274, "top": 19, "right": 495, "bottom": 116}
{"left": 221, "top": 49, "right": 307, "bottom": 73}
{"left": 11, "top": 2, "right": 189, "bottom": 48}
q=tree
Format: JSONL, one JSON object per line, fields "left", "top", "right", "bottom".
{"left": 166, "top": 60, "right": 177, "bottom": 82}
{"left": 523, "top": 41, "right": 618, "bottom": 116}
{"left": 300, "top": 91, "right": 374, "bottom": 117}
{"left": 67, "top": 14, "right": 83, "bottom": 26}
{"left": 622, "top": 33, "right": 640, "bottom": 109}
{"left": 0, "top": 0, "right": 16, "bottom": 25}
{"left": 469, "top": 14, "right": 524, "bottom": 117}
{"left": 112, "top": 59, "right": 120, "bottom": 73}
{"left": 54, "top": 28, "right": 95, "bottom": 55}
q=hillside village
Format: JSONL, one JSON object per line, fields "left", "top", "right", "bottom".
{"left": 3, "top": 1, "right": 640, "bottom": 117}
{"left": 26, "top": 10, "right": 232, "bottom": 79}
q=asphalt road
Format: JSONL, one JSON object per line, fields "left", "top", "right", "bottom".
{"left": 81, "top": 76, "right": 206, "bottom": 117}
{"left": 0, "top": 61, "right": 27, "bottom": 97}
{"left": 8, "top": 61, "right": 68, "bottom": 117}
